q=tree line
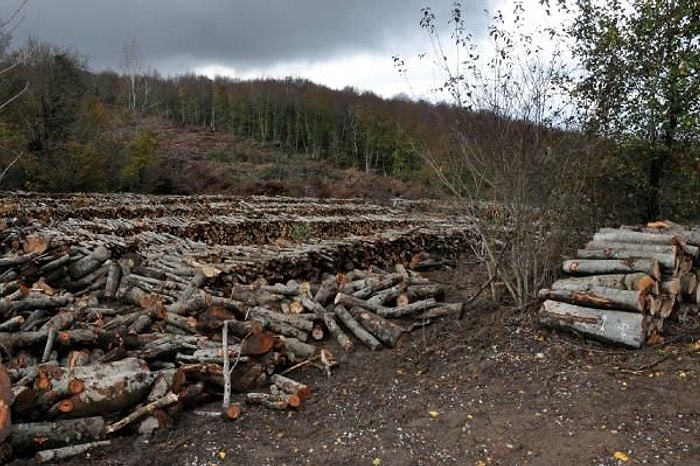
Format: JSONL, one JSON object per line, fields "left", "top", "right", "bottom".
{"left": 0, "top": 39, "right": 443, "bottom": 193}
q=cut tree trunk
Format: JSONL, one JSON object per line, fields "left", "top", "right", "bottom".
{"left": 551, "top": 273, "right": 657, "bottom": 294}
{"left": 347, "top": 306, "right": 406, "bottom": 348}
{"left": 537, "top": 287, "right": 647, "bottom": 313}
{"left": 376, "top": 298, "right": 439, "bottom": 318}
{"left": 539, "top": 299, "right": 648, "bottom": 349}
{"left": 593, "top": 229, "right": 674, "bottom": 246}
{"left": 562, "top": 259, "right": 661, "bottom": 281}
{"left": 333, "top": 305, "right": 383, "bottom": 350}
{"left": 51, "top": 358, "right": 154, "bottom": 418}
{"left": 576, "top": 248, "right": 676, "bottom": 272}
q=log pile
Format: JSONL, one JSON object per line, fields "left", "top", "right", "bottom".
{"left": 0, "top": 193, "right": 471, "bottom": 462}
{"left": 539, "top": 221, "right": 700, "bottom": 348}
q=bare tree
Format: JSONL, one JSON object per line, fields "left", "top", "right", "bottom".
{"left": 402, "top": 2, "right": 598, "bottom": 307}
{"left": 0, "top": 0, "right": 29, "bottom": 187}
{"left": 121, "top": 37, "right": 147, "bottom": 114}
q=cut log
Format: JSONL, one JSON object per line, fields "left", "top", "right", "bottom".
{"left": 245, "top": 392, "right": 287, "bottom": 410}
{"left": 248, "top": 307, "right": 314, "bottom": 332}
{"left": 281, "top": 337, "right": 317, "bottom": 360}
{"left": 351, "top": 273, "right": 403, "bottom": 299}
{"left": 222, "top": 402, "right": 242, "bottom": 421}
{"left": 347, "top": 306, "right": 406, "bottom": 348}
{"left": 68, "top": 245, "right": 111, "bottom": 280}
{"left": 8, "top": 416, "right": 105, "bottom": 455}
{"left": 562, "top": 259, "right": 661, "bottom": 281}
{"left": 537, "top": 287, "right": 647, "bottom": 313}
{"left": 376, "top": 298, "right": 439, "bottom": 318}
{"left": 52, "top": 358, "right": 154, "bottom": 418}
{"left": 585, "top": 240, "right": 699, "bottom": 259}
{"left": 414, "top": 303, "right": 464, "bottom": 320}
{"left": 252, "top": 315, "right": 309, "bottom": 342}
{"left": 269, "top": 373, "right": 312, "bottom": 402}
{"left": 551, "top": 273, "right": 656, "bottom": 294}
{"left": 539, "top": 299, "right": 648, "bottom": 349}
{"left": 334, "top": 292, "right": 386, "bottom": 314}
{"left": 299, "top": 297, "right": 353, "bottom": 351}
{"left": 577, "top": 248, "right": 676, "bottom": 271}
{"left": 641, "top": 220, "right": 700, "bottom": 250}
{"left": 333, "top": 305, "right": 383, "bottom": 351}
{"left": 648, "top": 295, "right": 677, "bottom": 318}
{"left": 0, "top": 362, "right": 9, "bottom": 444}
{"left": 593, "top": 228, "right": 674, "bottom": 245}
{"left": 35, "top": 440, "right": 111, "bottom": 464}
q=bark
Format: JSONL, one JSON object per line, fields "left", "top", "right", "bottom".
{"left": 539, "top": 300, "right": 647, "bottom": 349}
{"left": 562, "top": 259, "right": 661, "bottom": 281}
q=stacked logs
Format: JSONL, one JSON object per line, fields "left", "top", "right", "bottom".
{"left": 539, "top": 222, "right": 700, "bottom": 348}
{"left": 0, "top": 196, "right": 470, "bottom": 462}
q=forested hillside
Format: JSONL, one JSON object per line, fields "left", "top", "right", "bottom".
{"left": 0, "top": 40, "right": 459, "bottom": 197}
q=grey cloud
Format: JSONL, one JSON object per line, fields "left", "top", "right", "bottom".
{"left": 2, "top": 0, "right": 491, "bottom": 75}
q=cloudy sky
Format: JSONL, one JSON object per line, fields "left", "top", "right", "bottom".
{"left": 1, "top": 0, "right": 529, "bottom": 99}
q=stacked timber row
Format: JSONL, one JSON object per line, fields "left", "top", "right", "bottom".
{"left": 0, "top": 193, "right": 414, "bottom": 223}
{"left": 539, "top": 222, "right": 700, "bottom": 348}
{"left": 0, "top": 195, "right": 471, "bottom": 462}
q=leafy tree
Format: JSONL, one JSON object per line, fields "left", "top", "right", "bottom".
{"left": 121, "top": 129, "right": 159, "bottom": 191}
{"left": 569, "top": 0, "right": 700, "bottom": 220}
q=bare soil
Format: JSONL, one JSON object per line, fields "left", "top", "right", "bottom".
{"left": 9, "top": 260, "right": 700, "bottom": 466}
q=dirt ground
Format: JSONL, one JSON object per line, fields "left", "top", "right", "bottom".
{"left": 8, "top": 260, "right": 700, "bottom": 466}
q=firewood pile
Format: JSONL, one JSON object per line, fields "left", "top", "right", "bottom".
{"left": 539, "top": 221, "right": 700, "bottom": 349}
{"left": 0, "top": 194, "right": 473, "bottom": 462}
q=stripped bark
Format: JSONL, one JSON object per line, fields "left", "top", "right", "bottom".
{"left": 537, "top": 287, "right": 647, "bottom": 313}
